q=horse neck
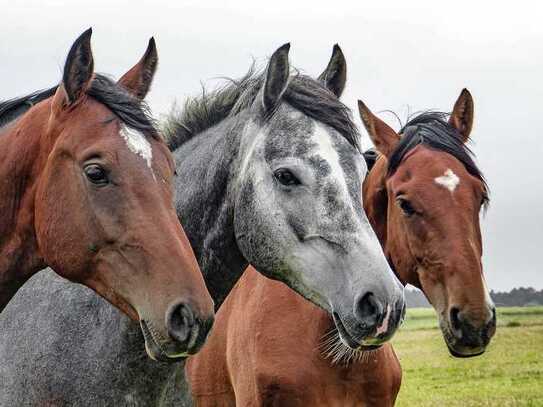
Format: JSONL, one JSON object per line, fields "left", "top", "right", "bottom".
{"left": 363, "top": 156, "right": 389, "bottom": 245}
{"left": 0, "top": 102, "right": 51, "bottom": 309}
{"left": 172, "top": 116, "right": 249, "bottom": 310}
{"left": 364, "top": 155, "right": 420, "bottom": 287}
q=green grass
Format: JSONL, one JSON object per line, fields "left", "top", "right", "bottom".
{"left": 393, "top": 307, "right": 543, "bottom": 406}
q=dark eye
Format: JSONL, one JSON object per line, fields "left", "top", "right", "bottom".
{"left": 397, "top": 197, "right": 416, "bottom": 217}
{"left": 274, "top": 168, "right": 300, "bottom": 186}
{"left": 84, "top": 164, "right": 108, "bottom": 185}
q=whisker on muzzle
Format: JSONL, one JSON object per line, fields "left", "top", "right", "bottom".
{"left": 317, "top": 326, "right": 375, "bottom": 366}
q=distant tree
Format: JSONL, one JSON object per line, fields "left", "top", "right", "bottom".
{"left": 490, "top": 287, "right": 542, "bottom": 307}
{"left": 405, "top": 286, "right": 431, "bottom": 308}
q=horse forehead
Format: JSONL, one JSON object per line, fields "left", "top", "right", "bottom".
{"left": 406, "top": 146, "right": 461, "bottom": 169}
{"left": 120, "top": 126, "right": 153, "bottom": 170}
{"left": 434, "top": 169, "right": 460, "bottom": 192}
{"left": 261, "top": 110, "right": 362, "bottom": 189}
{"left": 263, "top": 113, "right": 314, "bottom": 159}
{"left": 400, "top": 147, "right": 467, "bottom": 181}
{"left": 311, "top": 123, "right": 348, "bottom": 174}
{"left": 266, "top": 117, "right": 359, "bottom": 163}
{"left": 310, "top": 123, "right": 364, "bottom": 179}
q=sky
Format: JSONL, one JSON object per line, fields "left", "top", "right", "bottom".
{"left": 2, "top": 0, "right": 542, "bottom": 290}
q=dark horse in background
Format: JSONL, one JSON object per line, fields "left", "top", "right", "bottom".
{"left": 185, "top": 88, "right": 497, "bottom": 405}
{"left": 0, "top": 44, "right": 404, "bottom": 405}
{"left": 0, "top": 29, "right": 215, "bottom": 361}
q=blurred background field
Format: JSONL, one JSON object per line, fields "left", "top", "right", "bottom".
{"left": 393, "top": 307, "right": 543, "bottom": 406}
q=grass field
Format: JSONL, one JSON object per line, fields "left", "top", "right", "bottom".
{"left": 393, "top": 307, "right": 543, "bottom": 406}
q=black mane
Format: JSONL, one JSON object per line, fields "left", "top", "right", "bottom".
{"left": 0, "top": 87, "right": 57, "bottom": 128}
{"left": 387, "top": 111, "right": 489, "bottom": 204}
{"left": 164, "top": 66, "right": 359, "bottom": 151}
{"left": 0, "top": 74, "right": 158, "bottom": 138}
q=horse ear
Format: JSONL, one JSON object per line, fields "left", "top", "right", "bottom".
{"left": 449, "top": 88, "right": 474, "bottom": 143}
{"left": 118, "top": 37, "right": 158, "bottom": 100}
{"left": 358, "top": 100, "right": 400, "bottom": 158}
{"left": 318, "top": 44, "right": 347, "bottom": 98}
{"left": 262, "top": 43, "right": 290, "bottom": 113}
{"left": 59, "top": 28, "right": 94, "bottom": 106}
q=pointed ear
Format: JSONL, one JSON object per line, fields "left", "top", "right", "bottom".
{"left": 60, "top": 28, "right": 94, "bottom": 106}
{"left": 449, "top": 88, "right": 474, "bottom": 143}
{"left": 118, "top": 37, "right": 158, "bottom": 100}
{"left": 358, "top": 100, "right": 400, "bottom": 158}
{"left": 262, "top": 43, "right": 290, "bottom": 113}
{"left": 318, "top": 44, "right": 347, "bottom": 98}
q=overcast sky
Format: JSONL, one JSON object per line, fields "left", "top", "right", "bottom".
{"left": 2, "top": 0, "right": 542, "bottom": 290}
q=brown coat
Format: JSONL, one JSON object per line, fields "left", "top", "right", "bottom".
{"left": 186, "top": 267, "right": 401, "bottom": 407}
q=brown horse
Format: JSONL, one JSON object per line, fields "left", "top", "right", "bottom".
{"left": 0, "top": 29, "right": 214, "bottom": 360}
{"left": 185, "top": 89, "right": 496, "bottom": 406}
{"left": 186, "top": 266, "right": 402, "bottom": 407}
{"left": 360, "top": 90, "right": 495, "bottom": 357}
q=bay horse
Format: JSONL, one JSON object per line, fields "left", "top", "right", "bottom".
{"left": 184, "top": 88, "right": 497, "bottom": 405}
{"left": 0, "top": 44, "right": 404, "bottom": 405}
{"left": 0, "top": 29, "right": 214, "bottom": 360}
{"left": 360, "top": 91, "right": 496, "bottom": 356}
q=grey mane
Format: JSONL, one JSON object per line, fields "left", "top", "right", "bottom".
{"left": 164, "top": 65, "right": 360, "bottom": 151}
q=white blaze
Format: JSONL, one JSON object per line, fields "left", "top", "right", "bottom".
{"left": 120, "top": 126, "right": 153, "bottom": 171}
{"left": 312, "top": 123, "right": 352, "bottom": 198}
{"left": 482, "top": 275, "right": 496, "bottom": 323}
{"left": 434, "top": 168, "right": 460, "bottom": 192}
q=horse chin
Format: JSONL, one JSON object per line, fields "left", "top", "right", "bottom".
{"left": 333, "top": 310, "right": 395, "bottom": 352}
{"left": 332, "top": 312, "right": 381, "bottom": 351}
{"left": 443, "top": 330, "right": 487, "bottom": 358}
{"left": 333, "top": 312, "right": 360, "bottom": 349}
{"left": 140, "top": 320, "right": 188, "bottom": 363}
{"left": 360, "top": 344, "right": 383, "bottom": 352}
{"left": 446, "top": 343, "right": 486, "bottom": 358}
{"left": 439, "top": 319, "right": 487, "bottom": 358}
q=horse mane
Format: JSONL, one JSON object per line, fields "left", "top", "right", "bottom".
{"left": 164, "top": 65, "right": 360, "bottom": 151}
{"left": 387, "top": 111, "right": 489, "bottom": 206}
{"left": 0, "top": 87, "right": 57, "bottom": 128}
{"left": 0, "top": 74, "right": 158, "bottom": 138}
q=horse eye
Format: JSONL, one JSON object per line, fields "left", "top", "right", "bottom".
{"left": 84, "top": 164, "right": 108, "bottom": 185}
{"left": 397, "top": 197, "right": 416, "bottom": 217}
{"left": 274, "top": 168, "right": 300, "bottom": 186}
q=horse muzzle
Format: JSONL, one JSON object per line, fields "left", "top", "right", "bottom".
{"left": 442, "top": 306, "right": 496, "bottom": 358}
{"left": 140, "top": 303, "right": 214, "bottom": 362}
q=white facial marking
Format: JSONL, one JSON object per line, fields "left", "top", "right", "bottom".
{"left": 482, "top": 275, "right": 496, "bottom": 322}
{"left": 312, "top": 123, "right": 352, "bottom": 199}
{"left": 238, "top": 121, "right": 266, "bottom": 179}
{"left": 434, "top": 168, "right": 460, "bottom": 192}
{"left": 375, "top": 304, "right": 391, "bottom": 336}
{"left": 120, "top": 126, "right": 154, "bottom": 172}
{"left": 311, "top": 123, "right": 367, "bottom": 231}
{"left": 312, "top": 123, "right": 398, "bottom": 289}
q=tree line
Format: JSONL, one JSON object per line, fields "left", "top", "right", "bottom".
{"left": 405, "top": 286, "right": 543, "bottom": 308}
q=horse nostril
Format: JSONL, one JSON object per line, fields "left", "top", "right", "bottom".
{"left": 450, "top": 307, "right": 462, "bottom": 331}
{"left": 166, "top": 302, "right": 195, "bottom": 344}
{"left": 354, "top": 292, "right": 383, "bottom": 327}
